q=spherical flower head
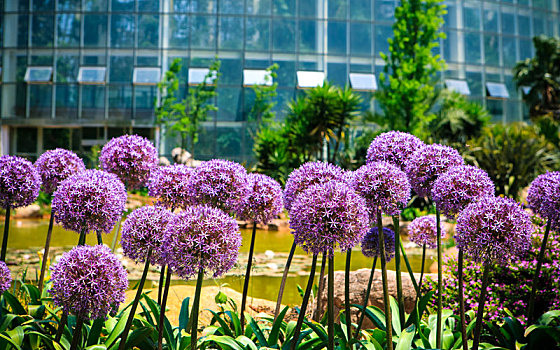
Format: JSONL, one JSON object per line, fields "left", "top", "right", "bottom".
{"left": 289, "top": 181, "right": 369, "bottom": 256}
{"left": 366, "top": 131, "right": 425, "bottom": 171}
{"left": 186, "top": 159, "right": 249, "bottom": 214}
{"left": 121, "top": 205, "right": 174, "bottom": 266}
{"left": 49, "top": 245, "right": 128, "bottom": 320}
{"left": 455, "top": 196, "right": 533, "bottom": 264}
{"left": 163, "top": 205, "right": 242, "bottom": 279}
{"left": 0, "top": 155, "right": 41, "bottom": 209}
{"left": 527, "top": 171, "right": 560, "bottom": 231}
{"left": 408, "top": 215, "right": 446, "bottom": 249}
{"left": 35, "top": 149, "right": 85, "bottom": 194}
{"left": 99, "top": 134, "right": 158, "bottom": 189}
{"left": 352, "top": 162, "right": 411, "bottom": 220}
{"left": 361, "top": 227, "right": 396, "bottom": 262}
{"left": 284, "top": 161, "right": 346, "bottom": 211}
{"left": 237, "top": 173, "right": 284, "bottom": 224}
{"left": 405, "top": 144, "right": 464, "bottom": 197}
{"left": 432, "top": 165, "right": 495, "bottom": 219}
{"left": 0, "top": 261, "right": 11, "bottom": 293}
{"left": 147, "top": 164, "right": 192, "bottom": 209}
{"left": 52, "top": 170, "right": 127, "bottom": 234}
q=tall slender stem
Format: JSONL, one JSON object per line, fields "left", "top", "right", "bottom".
{"left": 355, "top": 256, "right": 377, "bottom": 338}
{"left": 38, "top": 213, "right": 55, "bottom": 291}
{"left": 69, "top": 316, "right": 84, "bottom": 350}
{"left": 78, "top": 230, "right": 86, "bottom": 246}
{"left": 96, "top": 231, "right": 103, "bottom": 245}
{"left": 378, "top": 211, "right": 393, "bottom": 350}
{"left": 290, "top": 254, "right": 318, "bottom": 350}
{"left": 458, "top": 248, "right": 468, "bottom": 350}
{"left": 313, "top": 253, "right": 327, "bottom": 321}
{"left": 118, "top": 249, "right": 152, "bottom": 350}
{"left": 157, "top": 268, "right": 172, "bottom": 350}
{"left": 110, "top": 216, "right": 122, "bottom": 253}
{"left": 158, "top": 265, "right": 166, "bottom": 305}
{"left": 399, "top": 240, "right": 418, "bottom": 291}
{"left": 274, "top": 241, "right": 297, "bottom": 321}
{"left": 55, "top": 311, "right": 68, "bottom": 343}
{"left": 436, "top": 207, "right": 443, "bottom": 349}
{"left": 1, "top": 206, "right": 11, "bottom": 262}
{"left": 527, "top": 219, "right": 552, "bottom": 323}
{"left": 473, "top": 259, "right": 491, "bottom": 350}
{"left": 327, "top": 254, "right": 335, "bottom": 350}
{"left": 344, "top": 249, "right": 352, "bottom": 345}
{"left": 240, "top": 224, "right": 257, "bottom": 329}
{"left": 190, "top": 268, "right": 204, "bottom": 350}
{"left": 393, "top": 215, "right": 405, "bottom": 325}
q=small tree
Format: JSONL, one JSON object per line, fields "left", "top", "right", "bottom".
{"left": 247, "top": 64, "right": 279, "bottom": 128}
{"left": 154, "top": 58, "right": 181, "bottom": 154}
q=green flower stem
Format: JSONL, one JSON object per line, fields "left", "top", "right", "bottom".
{"left": 78, "top": 230, "right": 86, "bottom": 246}
{"left": 313, "top": 253, "right": 327, "bottom": 321}
{"left": 96, "top": 231, "right": 103, "bottom": 245}
{"left": 69, "top": 316, "right": 84, "bottom": 350}
{"left": 1, "top": 206, "right": 11, "bottom": 262}
{"left": 110, "top": 216, "right": 122, "bottom": 253}
{"left": 344, "top": 249, "right": 352, "bottom": 345}
{"left": 290, "top": 253, "right": 318, "bottom": 350}
{"left": 393, "top": 215, "right": 405, "bottom": 325}
{"left": 414, "top": 244, "right": 426, "bottom": 306}
{"left": 55, "top": 311, "right": 68, "bottom": 343}
{"left": 436, "top": 207, "right": 443, "bottom": 349}
{"left": 354, "top": 256, "right": 377, "bottom": 338}
{"left": 38, "top": 213, "right": 55, "bottom": 291}
{"left": 240, "top": 223, "right": 257, "bottom": 329}
{"left": 377, "top": 211, "right": 393, "bottom": 350}
{"left": 274, "top": 241, "right": 297, "bottom": 321}
{"left": 328, "top": 254, "right": 335, "bottom": 350}
{"left": 157, "top": 268, "right": 172, "bottom": 350}
{"left": 158, "top": 266, "right": 166, "bottom": 305}
{"left": 472, "top": 259, "right": 491, "bottom": 350}
{"left": 190, "top": 268, "right": 204, "bottom": 350}
{"left": 399, "top": 240, "right": 418, "bottom": 291}
{"left": 458, "top": 248, "right": 468, "bottom": 350}
{"left": 118, "top": 249, "right": 152, "bottom": 350}
{"left": 527, "top": 219, "right": 552, "bottom": 323}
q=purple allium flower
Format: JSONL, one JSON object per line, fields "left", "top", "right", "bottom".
{"left": 121, "top": 205, "right": 174, "bottom": 266}
{"left": 52, "top": 170, "right": 127, "bottom": 234}
{"left": 99, "top": 134, "right": 158, "bottom": 189}
{"left": 352, "top": 162, "right": 411, "bottom": 219}
{"left": 35, "top": 149, "right": 85, "bottom": 194}
{"left": 455, "top": 196, "right": 533, "bottom": 264}
{"left": 147, "top": 164, "right": 192, "bottom": 210}
{"left": 163, "top": 205, "right": 242, "bottom": 279}
{"left": 237, "top": 173, "right": 284, "bottom": 224}
{"left": 431, "top": 165, "right": 495, "bottom": 218}
{"left": 0, "top": 155, "right": 41, "bottom": 209}
{"left": 186, "top": 159, "right": 249, "bottom": 214}
{"left": 407, "top": 215, "right": 446, "bottom": 249}
{"left": 405, "top": 144, "right": 464, "bottom": 197}
{"left": 527, "top": 171, "right": 560, "bottom": 231}
{"left": 289, "top": 181, "right": 369, "bottom": 256}
{"left": 0, "top": 261, "right": 11, "bottom": 293}
{"left": 49, "top": 245, "right": 128, "bottom": 320}
{"left": 361, "top": 227, "right": 396, "bottom": 262}
{"left": 284, "top": 161, "right": 346, "bottom": 211}
{"left": 366, "top": 131, "right": 425, "bottom": 171}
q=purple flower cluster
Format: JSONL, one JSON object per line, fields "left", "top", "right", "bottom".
{"left": 0, "top": 261, "right": 11, "bottom": 293}
{"left": 284, "top": 161, "right": 346, "bottom": 211}
{"left": 147, "top": 164, "right": 193, "bottom": 209}
{"left": 52, "top": 170, "right": 127, "bottom": 234}
{"left": 35, "top": 149, "right": 85, "bottom": 194}
{"left": 405, "top": 144, "right": 464, "bottom": 197}
{"left": 289, "top": 181, "right": 369, "bottom": 256}
{"left": 237, "top": 173, "right": 284, "bottom": 224}
{"left": 163, "top": 205, "right": 242, "bottom": 279}
{"left": 99, "top": 135, "right": 158, "bottom": 189}
{"left": 0, "top": 155, "right": 41, "bottom": 209}
{"left": 361, "top": 227, "right": 396, "bottom": 262}
{"left": 527, "top": 171, "right": 560, "bottom": 231}
{"left": 366, "top": 131, "right": 425, "bottom": 171}
{"left": 455, "top": 196, "right": 533, "bottom": 264}
{"left": 352, "top": 162, "right": 411, "bottom": 219}
{"left": 407, "top": 216, "right": 445, "bottom": 249}
{"left": 186, "top": 159, "right": 249, "bottom": 214}
{"left": 49, "top": 245, "right": 128, "bottom": 320}
{"left": 121, "top": 205, "right": 174, "bottom": 266}
{"left": 431, "top": 165, "right": 495, "bottom": 218}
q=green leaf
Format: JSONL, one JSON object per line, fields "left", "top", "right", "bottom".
{"left": 104, "top": 309, "right": 130, "bottom": 347}
{"left": 0, "top": 333, "right": 22, "bottom": 350}
{"left": 85, "top": 346, "right": 107, "bottom": 350}
{"left": 3, "top": 292, "right": 27, "bottom": 315}
{"left": 389, "top": 296, "right": 402, "bottom": 335}
{"left": 203, "top": 335, "right": 244, "bottom": 350}
{"left": 124, "top": 326, "right": 155, "bottom": 349}
{"left": 236, "top": 335, "right": 258, "bottom": 350}
{"left": 395, "top": 324, "right": 415, "bottom": 350}
{"left": 207, "top": 310, "right": 234, "bottom": 337}
{"left": 215, "top": 292, "right": 228, "bottom": 305}
{"left": 268, "top": 306, "right": 289, "bottom": 347}
{"left": 247, "top": 315, "right": 267, "bottom": 346}
{"left": 537, "top": 310, "right": 560, "bottom": 326}
{"left": 87, "top": 318, "right": 104, "bottom": 346}
{"left": 5, "top": 326, "right": 25, "bottom": 346}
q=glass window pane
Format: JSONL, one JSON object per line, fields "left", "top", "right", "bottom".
{"left": 25, "top": 67, "right": 53, "bottom": 82}
{"left": 84, "top": 0, "right": 107, "bottom": 11}
{"left": 112, "top": 0, "right": 134, "bottom": 11}
{"left": 351, "top": 0, "right": 371, "bottom": 20}
{"left": 484, "top": 35, "right": 499, "bottom": 67}
{"left": 138, "top": 15, "right": 159, "bottom": 48}
{"left": 272, "top": 19, "right": 296, "bottom": 52}
{"left": 247, "top": 0, "right": 271, "bottom": 15}
{"left": 137, "top": 56, "right": 159, "bottom": 66}
{"left": 463, "top": 4, "right": 481, "bottom": 31}
{"left": 190, "top": 0, "right": 217, "bottom": 13}
{"left": 31, "top": 15, "right": 54, "bottom": 47}
{"left": 109, "top": 85, "right": 132, "bottom": 119}
{"left": 220, "top": 59, "right": 242, "bottom": 85}
{"left": 375, "top": 25, "right": 392, "bottom": 57}
{"left": 502, "top": 36, "right": 517, "bottom": 68}
{"left": 350, "top": 73, "right": 377, "bottom": 90}
{"left": 466, "top": 71, "right": 482, "bottom": 97}
{"left": 444, "top": 79, "right": 470, "bottom": 95}
{"left": 29, "top": 85, "right": 52, "bottom": 118}
{"left": 328, "top": 21, "right": 347, "bottom": 55}
{"left": 78, "top": 67, "right": 107, "bottom": 84}
{"left": 243, "top": 70, "right": 272, "bottom": 86}
{"left": 169, "top": 15, "right": 189, "bottom": 49}
{"left": 173, "top": 0, "right": 189, "bottom": 11}
{"left": 217, "top": 87, "right": 241, "bottom": 121}
{"left": 518, "top": 12, "right": 531, "bottom": 37}
{"left": 486, "top": 82, "right": 509, "bottom": 98}
{"left": 56, "top": 55, "right": 79, "bottom": 83}
{"left": 55, "top": 85, "right": 78, "bottom": 118}
{"left": 220, "top": 0, "right": 243, "bottom": 14}
{"left": 483, "top": 5, "right": 498, "bottom": 33}
{"left": 465, "top": 32, "right": 481, "bottom": 64}
{"left": 82, "top": 85, "right": 105, "bottom": 119}
{"left": 138, "top": 0, "right": 159, "bottom": 12}
{"left": 246, "top": 17, "right": 270, "bottom": 51}
{"left": 216, "top": 126, "right": 242, "bottom": 157}
{"left": 16, "top": 128, "right": 37, "bottom": 154}
{"left": 84, "top": 15, "right": 107, "bottom": 47}
{"left": 273, "top": 0, "right": 295, "bottom": 17}
{"left": 110, "top": 56, "right": 133, "bottom": 82}
{"left": 43, "top": 129, "right": 72, "bottom": 150}
{"left": 519, "top": 39, "right": 533, "bottom": 60}
{"left": 297, "top": 71, "right": 325, "bottom": 88}
{"left": 351, "top": 23, "right": 371, "bottom": 56}
{"left": 135, "top": 86, "right": 156, "bottom": 120}
{"left": 33, "top": 0, "right": 54, "bottom": 11}
{"left": 375, "top": 0, "right": 395, "bottom": 22}
{"left": 57, "top": 14, "right": 80, "bottom": 48}
{"left": 299, "top": 0, "right": 316, "bottom": 17}
{"left": 275, "top": 61, "right": 296, "bottom": 87}
{"left": 191, "top": 16, "right": 216, "bottom": 49}
{"left": 327, "top": 63, "right": 347, "bottom": 86}
{"left": 219, "top": 17, "right": 244, "bottom": 50}
{"left": 328, "top": 0, "right": 346, "bottom": 19}
{"left": 188, "top": 68, "right": 213, "bottom": 85}
{"left": 299, "top": 20, "right": 318, "bottom": 53}
{"left": 133, "top": 68, "right": 161, "bottom": 85}
{"left": 501, "top": 8, "right": 515, "bottom": 35}
{"left": 533, "top": 11, "right": 546, "bottom": 36}
{"left": 111, "top": 15, "right": 136, "bottom": 48}
{"left": 57, "top": 0, "right": 80, "bottom": 11}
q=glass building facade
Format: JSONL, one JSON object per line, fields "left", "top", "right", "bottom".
{"left": 1, "top": 0, "right": 559, "bottom": 162}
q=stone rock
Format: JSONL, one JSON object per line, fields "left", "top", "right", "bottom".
{"left": 15, "top": 204, "right": 42, "bottom": 218}
{"left": 267, "top": 218, "right": 289, "bottom": 231}
{"left": 125, "top": 199, "right": 143, "bottom": 211}
{"left": 158, "top": 156, "right": 171, "bottom": 166}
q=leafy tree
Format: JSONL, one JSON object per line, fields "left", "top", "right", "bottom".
{"left": 154, "top": 59, "right": 181, "bottom": 153}
{"left": 377, "top": 0, "right": 446, "bottom": 136}
{"left": 247, "top": 64, "right": 279, "bottom": 127}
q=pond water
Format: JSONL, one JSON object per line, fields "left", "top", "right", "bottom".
{"left": 5, "top": 218, "right": 434, "bottom": 305}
